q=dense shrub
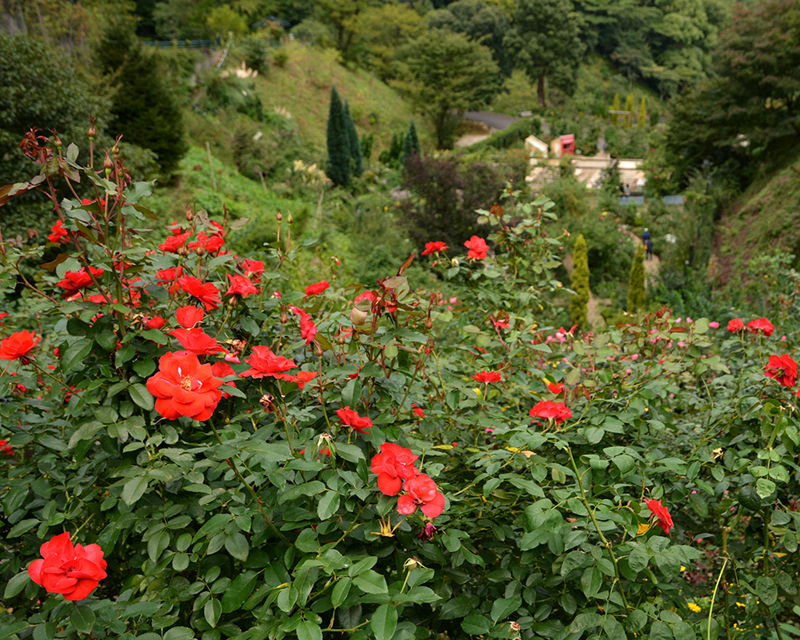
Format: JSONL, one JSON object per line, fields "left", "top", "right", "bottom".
{"left": 569, "top": 233, "right": 590, "bottom": 326}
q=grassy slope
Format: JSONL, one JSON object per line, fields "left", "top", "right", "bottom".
{"left": 253, "top": 42, "right": 430, "bottom": 156}
{"left": 714, "top": 149, "right": 800, "bottom": 285}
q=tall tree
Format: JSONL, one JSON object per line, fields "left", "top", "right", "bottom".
{"left": 401, "top": 30, "right": 500, "bottom": 148}
{"left": 325, "top": 86, "right": 350, "bottom": 186}
{"left": 638, "top": 96, "right": 647, "bottom": 129}
{"left": 627, "top": 245, "right": 646, "bottom": 312}
{"left": 95, "top": 22, "right": 186, "bottom": 176}
{"left": 570, "top": 234, "right": 590, "bottom": 328}
{"left": 343, "top": 100, "right": 363, "bottom": 178}
{"left": 504, "top": 0, "right": 585, "bottom": 109}
{"left": 624, "top": 93, "right": 634, "bottom": 130}
{"left": 403, "top": 119, "right": 420, "bottom": 164}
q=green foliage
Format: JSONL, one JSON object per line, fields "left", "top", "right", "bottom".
{"left": 201, "top": 74, "right": 264, "bottom": 121}
{"left": 624, "top": 93, "right": 634, "bottom": 130}
{"left": 378, "top": 130, "right": 406, "bottom": 169}
{"left": 95, "top": 22, "right": 187, "bottom": 176}
{"left": 569, "top": 233, "right": 590, "bottom": 327}
{"left": 343, "top": 100, "right": 363, "bottom": 178}
{"left": 627, "top": 244, "right": 646, "bottom": 312}
{"left": 505, "top": 0, "right": 585, "bottom": 108}
{"left": 238, "top": 35, "right": 272, "bottom": 72}
{"left": 638, "top": 96, "right": 647, "bottom": 129}
{"left": 403, "top": 118, "right": 420, "bottom": 164}
{"left": 206, "top": 4, "right": 248, "bottom": 37}
{"left": 401, "top": 30, "right": 501, "bottom": 148}
{"left": 325, "top": 86, "right": 350, "bottom": 186}
{"left": 468, "top": 117, "right": 542, "bottom": 152}
{"left": 360, "top": 132, "right": 375, "bottom": 162}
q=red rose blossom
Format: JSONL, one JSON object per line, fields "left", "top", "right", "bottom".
{"left": 239, "top": 346, "right": 297, "bottom": 380}
{"left": 547, "top": 382, "right": 565, "bottom": 394}
{"left": 57, "top": 266, "right": 104, "bottom": 298}
{"left": 210, "top": 361, "right": 237, "bottom": 398}
{"left": 422, "top": 241, "right": 448, "bottom": 256}
{"left": 747, "top": 317, "right": 774, "bottom": 337}
{"left": 146, "top": 351, "right": 223, "bottom": 421}
{"left": 412, "top": 404, "right": 425, "bottom": 418}
{"left": 473, "top": 370, "right": 501, "bottom": 383}
{"left": 48, "top": 220, "right": 68, "bottom": 244}
{"left": 0, "top": 330, "right": 41, "bottom": 361}
{"left": 464, "top": 236, "right": 488, "bottom": 260}
{"left": 397, "top": 473, "right": 445, "bottom": 519}
{"left": 240, "top": 259, "right": 265, "bottom": 281}
{"left": 179, "top": 276, "right": 220, "bottom": 311}
{"left": 292, "top": 307, "right": 317, "bottom": 345}
{"left": 159, "top": 231, "right": 191, "bottom": 253}
{"left": 146, "top": 316, "right": 166, "bottom": 330}
{"left": 336, "top": 406, "right": 372, "bottom": 434}
{"left": 226, "top": 274, "right": 258, "bottom": 298}
{"left": 169, "top": 328, "right": 225, "bottom": 355}
{"left": 305, "top": 280, "right": 330, "bottom": 296}
{"left": 645, "top": 498, "right": 673, "bottom": 534}
{"left": 529, "top": 400, "right": 572, "bottom": 424}
{"left": 727, "top": 318, "right": 743, "bottom": 332}
{"left": 28, "top": 532, "right": 107, "bottom": 601}
{"left": 176, "top": 305, "right": 204, "bottom": 328}
{"left": 156, "top": 266, "right": 183, "bottom": 294}
{"left": 765, "top": 354, "right": 798, "bottom": 387}
{"left": 0, "top": 439, "right": 14, "bottom": 456}
{"left": 290, "top": 370, "right": 318, "bottom": 390}
{"left": 371, "top": 443, "right": 419, "bottom": 496}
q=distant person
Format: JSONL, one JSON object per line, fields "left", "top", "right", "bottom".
{"left": 642, "top": 228, "right": 653, "bottom": 260}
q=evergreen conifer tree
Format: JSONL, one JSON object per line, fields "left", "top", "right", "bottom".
{"left": 326, "top": 86, "right": 351, "bottom": 186}
{"left": 569, "top": 234, "right": 590, "bottom": 328}
{"left": 612, "top": 93, "right": 620, "bottom": 125}
{"left": 624, "top": 93, "right": 635, "bottom": 130}
{"left": 638, "top": 96, "right": 647, "bottom": 129}
{"left": 343, "top": 100, "right": 363, "bottom": 178}
{"left": 627, "top": 245, "right": 646, "bottom": 312}
{"left": 95, "top": 22, "right": 187, "bottom": 176}
{"left": 403, "top": 118, "right": 421, "bottom": 164}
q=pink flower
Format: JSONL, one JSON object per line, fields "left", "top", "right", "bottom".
{"left": 709, "top": 321, "right": 719, "bottom": 329}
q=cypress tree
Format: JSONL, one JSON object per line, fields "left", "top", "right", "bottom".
{"left": 627, "top": 245, "right": 646, "bottom": 313}
{"left": 343, "top": 100, "right": 363, "bottom": 178}
{"left": 612, "top": 93, "right": 620, "bottom": 125}
{"left": 638, "top": 96, "right": 647, "bottom": 129}
{"left": 403, "top": 118, "right": 420, "bottom": 164}
{"left": 569, "top": 234, "right": 590, "bottom": 328}
{"left": 624, "top": 93, "right": 635, "bottom": 130}
{"left": 326, "top": 86, "right": 350, "bottom": 186}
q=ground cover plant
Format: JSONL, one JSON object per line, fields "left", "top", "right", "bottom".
{"left": 2, "top": 132, "right": 800, "bottom": 640}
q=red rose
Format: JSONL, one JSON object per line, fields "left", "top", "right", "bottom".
{"left": 464, "top": 236, "right": 488, "bottom": 260}
{"left": 146, "top": 316, "right": 166, "bottom": 330}
{"left": 422, "top": 241, "right": 448, "bottom": 256}
{"left": 240, "top": 259, "right": 265, "bottom": 281}
{"left": 159, "top": 231, "right": 191, "bottom": 253}
{"left": 28, "top": 532, "right": 107, "bottom": 601}
{"left": 412, "top": 404, "right": 425, "bottom": 418}
{"left": 169, "top": 328, "right": 225, "bottom": 355}
{"left": 156, "top": 266, "right": 183, "bottom": 294}
{"left": 529, "top": 400, "right": 572, "bottom": 424}
{"left": 225, "top": 274, "right": 259, "bottom": 298}
{"left": 472, "top": 370, "right": 501, "bottom": 383}
{"left": 355, "top": 290, "right": 377, "bottom": 304}
{"left": 0, "top": 330, "right": 41, "bottom": 361}
{"left": 305, "top": 280, "right": 330, "bottom": 296}
{"left": 336, "top": 406, "right": 372, "bottom": 434}
{"left": 747, "top": 317, "right": 774, "bottom": 337}
{"left": 210, "top": 361, "right": 237, "bottom": 398}
{"left": 289, "top": 370, "right": 318, "bottom": 390}
{"left": 371, "top": 443, "right": 419, "bottom": 496}
{"left": 48, "top": 220, "right": 68, "bottom": 244}
{"left": 189, "top": 230, "right": 224, "bottom": 254}
{"left": 727, "top": 318, "right": 743, "bottom": 332}
{"left": 179, "top": 276, "right": 220, "bottom": 311}
{"left": 176, "top": 305, "right": 204, "bottom": 328}
{"left": 146, "top": 351, "right": 223, "bottom": 421}
{"left": 765, "top": 354, "right": 798, "bottom": 387}
{"left": 397, "top": 473, "right": 445, "bottom": 518}
{"left": 57, "top": 266, "right": 104, "bottom": 298}
{"left": 292, "top": 307, "right": 317, "bottom": 345}
{"left": 239, "top": 345, "right": 297, "bottom": 380}
{"left": 0, "top": 439, "right": 14, "bottom": 455}
{"left": 547, "top": 382, "right": 565, "bottom": 394}
{"left": 645, "top": 498, "right": 673, "bottom": 534}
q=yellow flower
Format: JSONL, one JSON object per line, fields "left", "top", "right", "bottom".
{"left": 637, "top": 523, "right": 651, "bottom": 536}
{"left": 473, "top": 388, "right": 482, "bottom": 396}
{"left": 712, "top": 447, "right": 723, "bottom": 459}
{"left": 736, "top": 601, "right": 746, "bottom": 608}
{"left": 680, "top": 566, "right": 686, "bottom": 572}
{"left": 688, "top": 603, "right": 701, "bottom": 613}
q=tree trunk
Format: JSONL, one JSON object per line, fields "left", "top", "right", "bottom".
{"left": 537, "top": 73, "right": 546, "bottom": 110}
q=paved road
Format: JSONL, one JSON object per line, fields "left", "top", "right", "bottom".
{"left": 464, "top": 111, "right": 520, "bottom": 130}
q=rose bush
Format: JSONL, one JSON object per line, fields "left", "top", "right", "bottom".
{"left": 0, "top": 134, "right": 799, "bottom": 640}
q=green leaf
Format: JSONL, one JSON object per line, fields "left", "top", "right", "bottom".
{"left": 129, "top": 384, "right": 155, "bottom": 411}
{"left": 331, "top": 578, "right": 351, "bottom": 608}
{"left": 204, "top": 597, "right": 222, "bottom": 628}
{"left": 628, "top": 548, "right": 649, "bottom": 572}
{"left": 756, "top": 576, "right": 778, "bottom": 605}
{"left": 225, "top": 532, "right": 249, "bottom": 561}
{"left": 672, "top": 621, "right": 696, "bottom": 640}
{"left": 221, "top": 571, "right": 258, "bottom": 613}
{"left": 603, "top": 616, "right": 627, "bottom": 640}
{"left": 62, "top": 338, "right": 93, "bottom": 372}
{"left": 32, "top": 623, "right": 55, "bottom": 640}
{"left": 4, "top": 571, "right": 30, "bottom": 598}
{"left": 649, "top": 621, "right": 674, "bottom": 640}
{"left": 371, "top": 604, "right": 398, "bottom": 640}
{"left": 297, "top": 621, "right": 323, "bottom": 640}
{"left": 71, "top": 604, "right": 96, "bottom": 634}
{"left": 353, "top": 570, "right": 388, "bottom": 594}
{"left": 560, "top": 550, "right": 586, "bottom": 576}
{"left": 491, "top": 596, "right": 521, "bottom": 623}
{"left": 122, "top": 475, "right": 149, "bottom": 506}
{"left": 68, "top": 422, "right": 105, "bottom": 448}
{"left": 163, "top": 627, "right": 195, "bottom": 640}
{"left": 0, "top": 622, "right": 28, "bottom": 640}
{"left": 461, "top": 615, "right": 492, "bottom": 635}
{"left": 581, "top": 566, "right": 602, "bottom": 598}
{"left": 317, "top": 491, "right": 340, "bottom": 520}
{"left": 8, "top": 518, "right": 39, "bottom": 537}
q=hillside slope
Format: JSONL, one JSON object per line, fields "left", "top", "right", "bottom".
{"left": 713, "top": 151, "right": 800, "bottom": 285}
{"left": 254, "top": 43, "right": 429, "bottom": 155}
